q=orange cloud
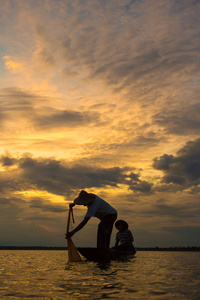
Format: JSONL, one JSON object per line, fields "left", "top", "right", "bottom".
{"left": 38, "top": 224, "right": 57, "bottom": 233}
{"left": 3, "top": 56, "right": 23, "bottom": 72}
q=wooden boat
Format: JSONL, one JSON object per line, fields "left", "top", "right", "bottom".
{"left": 77, "top": 247, "right": 136, "bottom": 262}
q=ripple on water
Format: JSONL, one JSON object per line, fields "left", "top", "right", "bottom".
{"left": 0, "top": 251, "right": 200, "bottom": 299}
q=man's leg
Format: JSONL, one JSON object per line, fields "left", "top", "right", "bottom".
{"left": 97, "top": 214, "right": 117, "bottom": 248}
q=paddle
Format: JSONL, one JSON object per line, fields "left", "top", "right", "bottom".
{"left": 66, "top": 207, "right": 82, "bottom": 262}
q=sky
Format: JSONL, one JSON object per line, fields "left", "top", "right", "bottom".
{"left": 0, "top": 0, "right": 200, "bottom": 248}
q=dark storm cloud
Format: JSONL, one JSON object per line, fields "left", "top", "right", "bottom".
{"left": 153, "top": 139, "right": 200, "bottom": 188}
{"left": 0, "top": 155, "right": 16, "bottom": 166}
{"left": 128, "top": 179, "right": 153, "bottom": 193}
{"left": 0, "top": 154, "right": 153, "bottom": 196}
{"left": 152, "top": 154, "right": 174, "bottom": 170}
{"left": 153, "top": 102, "right": 200, "bottom": 136}
{"left": 0, "top": 171, "right": 25, "bottom": 195}
{"left": 35, "top": 109, "right": 101, "bottom": 129}
{"left": 132, "top": 133, "right": 162, "bottom": 147}
{"left": 0, "top": 87, "right": 46, "bottom": 108}
{"left": 29, "top": 199, "right": 66, "bottom": 213}
{"left": 16, "top": 157, "right": 125, "bottom": 193}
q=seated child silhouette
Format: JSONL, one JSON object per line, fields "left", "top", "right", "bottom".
{"left": 113, "top": 220, "right": 135, "bottom": 252}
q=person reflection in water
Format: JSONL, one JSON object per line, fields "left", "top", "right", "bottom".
{"left": 65, "top": 190, "right": 117, "bottom": 249}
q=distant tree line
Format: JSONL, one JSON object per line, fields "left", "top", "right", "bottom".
{"left": 0, "top": 246, "right": 199, "bottom": 251}
{"left": 136, "top": 246, "right": 200, "bottom": 251}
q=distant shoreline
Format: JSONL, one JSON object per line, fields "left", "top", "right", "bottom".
{"left": 0, "top": 246, "right": 199, "bottom": 251}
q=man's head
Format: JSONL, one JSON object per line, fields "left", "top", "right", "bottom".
{"left": 74, "top": 190, "right": 95, "bottom": 205}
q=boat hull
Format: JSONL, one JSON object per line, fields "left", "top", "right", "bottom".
{"left": 77, "top": 247, "right": 136, "bottom": 262}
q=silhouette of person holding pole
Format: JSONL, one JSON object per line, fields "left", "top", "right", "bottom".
{"left": 65, "top": 190, "right": 117, "bottom": 248}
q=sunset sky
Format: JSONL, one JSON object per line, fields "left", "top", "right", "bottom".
{"left": 0, "top": 0, "right": 199, "bottom": 248}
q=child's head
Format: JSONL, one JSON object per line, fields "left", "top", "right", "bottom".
{"left": 115, "top": 220, "right": 128, "bottom": 231}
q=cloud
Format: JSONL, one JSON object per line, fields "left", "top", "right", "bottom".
{"left": 0, "top": 155, "right": 16, "bottom": 167}
{"left": 35, "top": 109, "right": 101, "bottom": 129}
{"left": 153, "top": 102, "right": 200, "bottom": 136}
{"left": 0, "top": 153, "right": 153, "bottom": 197}
{"left": 1, "top": 0, "right": 200, "bottom": 247}
{"left": 1, "top": 1, "right": 200, "bottom": 140}
{"left": 0, "top": 192, "right": 68, "bottom": 246}
{"left": 128, "top": 178, "right": 153, "bottom": 193}
{"left": 3, "top": 56, "right": 23, "bottom": 73}
{"left": 153, "top": 138, "right": 200, "bottom": 188}
{"left": 125, "top": 0, "right": 137, "bottom": 11}
{"left": 29, "top": 199, "right": 67, "bottom": 213}
{"left": 3, "top": 0, "right": 199, "bottom": 98}
{"left": 0, "top": 87, "right": 102, "bottom": 131}
{"left": 0, "top": 87, "right": 44, "bottom": 127}
{"left": 0, "top": 196, "right": 26, "bottom": 206}
{"left": 152, "top": 154, "right": 175, "bottom": 170}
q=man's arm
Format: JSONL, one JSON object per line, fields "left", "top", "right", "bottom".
{"left": 65, "top": 216, "right": 90, "bottom": 239}
{"left": 69, "top": 203, "right": 75, "bottom": 209}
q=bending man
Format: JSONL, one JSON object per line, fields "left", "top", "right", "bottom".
{"left": 65, "top": 190, "right": 117, "bottom": 248}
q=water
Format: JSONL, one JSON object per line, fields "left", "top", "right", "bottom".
{"left": 0, "top": 250, "right": 199, "bottom": 299}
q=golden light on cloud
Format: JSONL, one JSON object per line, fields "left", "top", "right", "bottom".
{"left": 14, "top": 190, "right": 66, "bottom": 204}
{"left": 3, "top": 56, "right": 23, "bottom": 72}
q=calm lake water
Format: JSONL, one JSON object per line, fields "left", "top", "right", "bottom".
{"left": 0, "top": 250, "right": 199, "bottom": 299}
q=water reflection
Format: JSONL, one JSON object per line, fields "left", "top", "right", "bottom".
{"left": 64, "top": 260, "right": 124, "bottom": 299}
{"left": 1, "top": 251, "right": 199, "bottom": 299}
{"left": 96, "top": 261, "right": 111, "bottom": 270}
